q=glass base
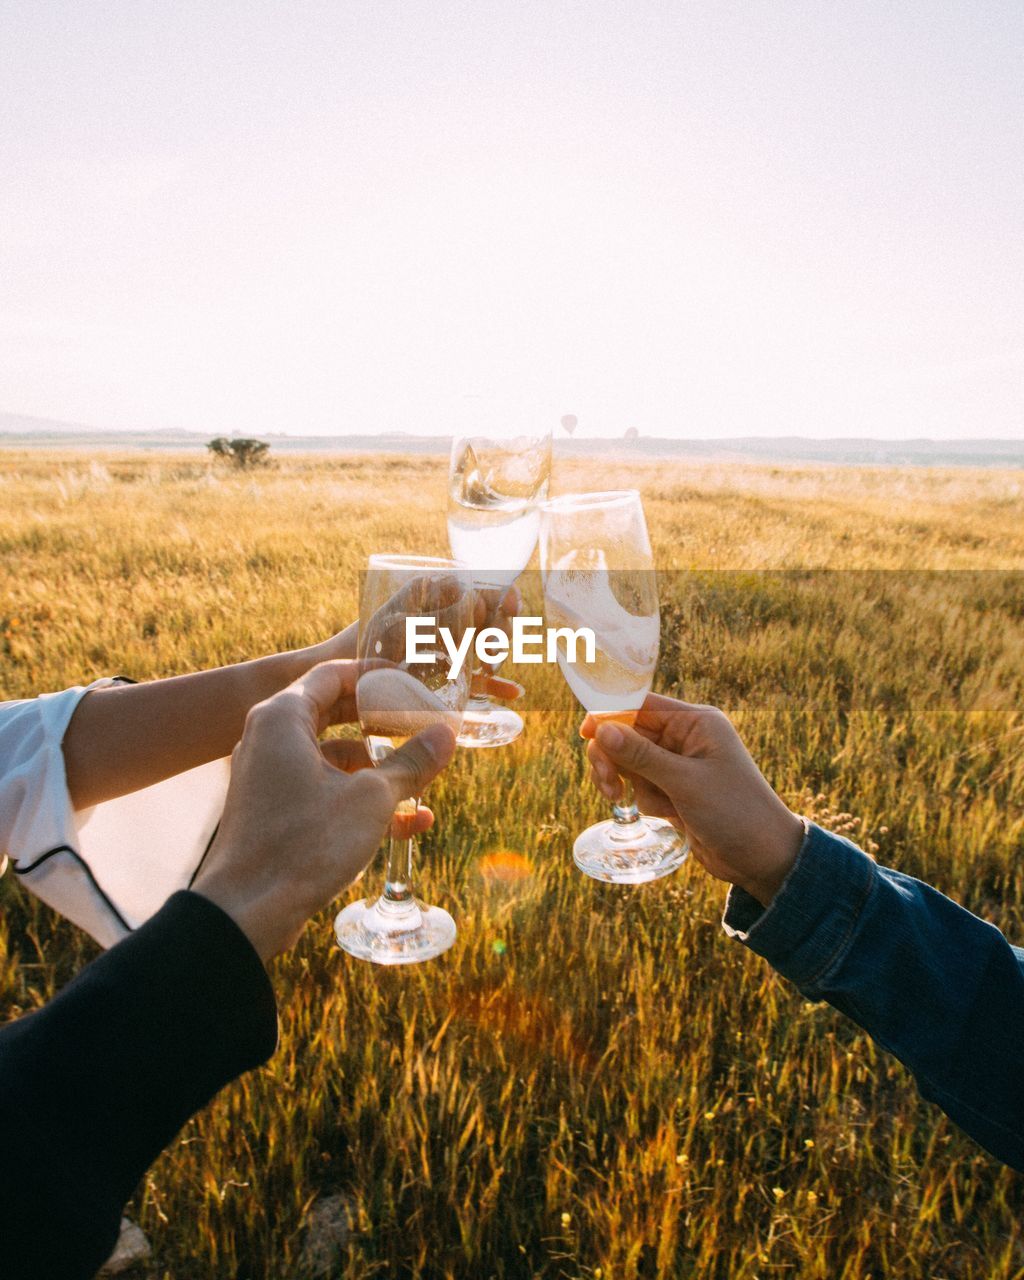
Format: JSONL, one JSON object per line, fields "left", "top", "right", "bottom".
{"left": 334, "top": 897, "right": 457, "bottom": 965}
{"left": 572, "top": 817, "right": 689, "bottom": 884}
{"left": 456, "top": 698, "right": 523, "bottom": 749}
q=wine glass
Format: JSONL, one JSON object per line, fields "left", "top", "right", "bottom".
{"left": 539, "top": 490, "right": 689, "bottom": 884}
{"left": 334, "top": 554, "right": 473, "bottom": 964}
{"left": 447, "top": 406, "right": 552, "bottom": 747}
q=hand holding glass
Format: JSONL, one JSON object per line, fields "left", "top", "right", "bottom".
{"left": 334, "top": 555, "right": 473, "bottom": 964}
{"left": 540, "top": 490, "right": 689, "bottom": 883}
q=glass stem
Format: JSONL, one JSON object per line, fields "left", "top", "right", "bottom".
{"left": 467, "top": 682, "right": 492, "bottom": 711}
{"left": 612, "top": 776, "right": 640, "bottom": 828}
{"left": 380, "top": 797, "right": 418, "bottom": 914}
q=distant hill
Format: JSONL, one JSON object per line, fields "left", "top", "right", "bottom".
{"left": 625, "top": 434, "right": 1024, "bottom": 467}
{"left": 0, "top": 412, "right": 210, "bottom": 443}
{"left": 1, "top": 412, "right": 1021, "bottom": 468}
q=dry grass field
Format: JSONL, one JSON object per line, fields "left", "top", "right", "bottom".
{"left": 1, "top": 450, "right": 1023, "bottom": 1279}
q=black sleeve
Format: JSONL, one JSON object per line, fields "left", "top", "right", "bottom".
{"left": 0, "top": 890, "right": 278, "bottom": 1280}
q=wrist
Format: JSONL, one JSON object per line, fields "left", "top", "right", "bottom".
{"left": 280, "top": 643, "right": 326, "bottom": 682}
{"left": 190, "top": 874, "right": 297, "bottom": 965}
{"left": 737, "top": 812, "right": 805, "bottom": 908}
{"left": 251, "top": 645, "right": 333, "bottom": 709}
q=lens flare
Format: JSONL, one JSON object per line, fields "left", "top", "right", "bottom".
{"left": 479, "top": 849, "right": 533, "bottom": 884}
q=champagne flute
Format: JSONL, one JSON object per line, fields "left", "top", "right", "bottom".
{"left": 447, "top": 407, "right": 552, "bottom": 747}
{"left": 334, "top": 554, "right": 473, "bottom": 963}
{"left": 539, "top": 490, "right": 689, "bottom": 884}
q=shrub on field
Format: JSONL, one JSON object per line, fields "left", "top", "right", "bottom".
{"left": 206, "top": 437, "right": 271, "bottom": 469}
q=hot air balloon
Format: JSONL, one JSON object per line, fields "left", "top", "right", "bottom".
{"left": 560, "top": 414, "right": 578, "bottom": 436}
{"left": 623, "top": 426, "right": 639, "bottom": 442}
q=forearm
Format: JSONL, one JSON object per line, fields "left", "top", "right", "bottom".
{"left": 0, "top": 891, "right": 277, "bottom": 1280}
{"left": 62, "top": 643, "right": 331, "bottom": 809}
{"left": 724, "top": 823, "right": 1024, "bottom": 1170}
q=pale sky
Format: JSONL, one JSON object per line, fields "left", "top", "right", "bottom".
{"left": 2, "top": 1, "right": 1022, "bottom": 439}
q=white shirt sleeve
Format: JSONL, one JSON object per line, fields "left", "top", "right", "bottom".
{"left": 0, "top": 682, "right": 230, "bottom": 949}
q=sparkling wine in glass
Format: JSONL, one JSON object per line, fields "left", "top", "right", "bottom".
{"left": 447, "top": 411, "right": 552, "bottom": 747}
{"left": 540, "top": 490, "right": 689, "bottom": 884}
{"left": 334, "top": 554, "right": 473, "bottom": 964}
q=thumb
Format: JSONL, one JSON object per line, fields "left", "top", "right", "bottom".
{"left": 595, "top": 721, "right": 689, "bottom": 793}
{"left": 375, "top": 722, "right": 457, "bottom": 802}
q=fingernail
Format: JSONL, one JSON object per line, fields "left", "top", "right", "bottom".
{"left": 420, "top": 723, "right": 450, "bottom": 761}
{"left": 597, "top": 723, "right": 624, "bottom": 751}
{"left": 414, "top": 727, "right": 442, "bottom": 752}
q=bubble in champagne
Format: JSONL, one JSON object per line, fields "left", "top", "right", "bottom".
{"left": 357, "top": 667, "right": 463, "bottom": 740}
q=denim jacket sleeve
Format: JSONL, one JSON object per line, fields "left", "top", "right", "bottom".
{"left": 722, "top": 821, "right": 1024, "bottom": 1172}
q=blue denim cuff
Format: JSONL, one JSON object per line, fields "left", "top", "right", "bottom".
{"left": 721, "top": 821, "right": 878, "bottom": 993}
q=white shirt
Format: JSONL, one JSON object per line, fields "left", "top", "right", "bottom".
{"left": 0, "top": 681, "right": 230, "bottom": 948}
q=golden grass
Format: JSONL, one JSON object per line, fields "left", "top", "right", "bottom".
{"left": 2, "top": 451, "right": 1023, "bottom": 1278}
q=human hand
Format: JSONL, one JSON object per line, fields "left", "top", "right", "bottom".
{"left": 192, "top": 660, "right": 456, "bottom": 962}
{"left": 314, "top": 584, "right": 525, "bottom": 701}
{"left": 470, "top": 584, "right": 520, "bottom": 675}
{"left": 581, "top": 695, "right": 804, "bottom": 907}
